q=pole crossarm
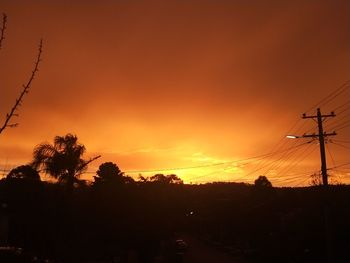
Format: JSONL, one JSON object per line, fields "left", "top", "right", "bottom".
{"left": 302, "top": 112, "right": 336, "bottom": 119}
{"left": 302, "top": 132, "right": 337, "bottom": 138}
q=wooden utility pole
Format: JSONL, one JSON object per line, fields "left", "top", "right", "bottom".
{"left": 302, "top": 108, "right": 336, "bottom": 186}
{"left": 302, "top": 108, "right": 336, "bottom": 263}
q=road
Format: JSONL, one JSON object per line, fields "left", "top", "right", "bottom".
{"left": 178, "top": 234, "right": 247, "bottom": 263}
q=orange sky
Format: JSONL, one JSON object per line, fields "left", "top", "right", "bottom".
{"left": 1, "top": 1, "right": 349, "bottom": 186}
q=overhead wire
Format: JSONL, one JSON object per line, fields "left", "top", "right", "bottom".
{"left": 142, "top": 140, "right": 312, "bottom": 183}
{"left": 328, "top": 162, "right": 350, "bottom": 170}
{"left": 274, "top": 174, "right": 313, "bottom": 187}
{"left": 331, "top": 100, "right": 350, "bottom": 112}
{"left": 261, "top": 139, "right": 314, "bottom": 176}
{"left": 83, "top": 141, "right": 312, "bottom": 175}
{"left": 322, "top": 114, "right": 348, "bottom": 130}
{"left": 325, "top": 143, "right": 337, "bottom": 168}
{"left": 305, "top": 81, "right": 350, "bottom": 113}
{"left": 332, "top": 139, "right": 350, "bottom": 144}
{"left": 277, "top": 142, "right": 317, "bottom": 177}
{"left": 327, "top": 121, "right": 350, "bottom": 133}
{"left": 241, "top": 81, "right": 349, "bottom": 185}
{"left": 242, "top": 119, "right": 306, "bottom": 175}
{"left": 264, "top": 140, "right": 315, "bottom": 176}
{"left": 330, "top": 141, "right": 350, "bottom": 150}
{"left": 3, "top": 81, "right": 348, "bottom": 186}
{"left": 334, "top": 123, "right": 350, "bottom": 132}
{"left": 253, "top": 81, "right": 350, "bottom": 185}
{"left": 235, "top": 141, "right": 312, "bottom": 183}
{"left": 236, "top": 142, "right": 306, "bottom": 179}
{"left": 293, "top": 177, "right": 312, "bottom": 187}
{"left": 49, "top": 82, "right": 350, "bottom": 186}
{"left": 324, "top": 109, "right": 350, "bottom": 129}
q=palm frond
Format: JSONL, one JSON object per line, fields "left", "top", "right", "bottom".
{"left": 31, "top": 143, "right": 56, "bottom": 169}
{"left": 31, "top": 134, "right": 91, "bottom": 185}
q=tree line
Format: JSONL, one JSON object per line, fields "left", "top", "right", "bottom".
{"left": 5, "top": 133, "right": 184, "bottom": 188}
{"left": 1, "top": 134, "right": 350, "bottom": 263}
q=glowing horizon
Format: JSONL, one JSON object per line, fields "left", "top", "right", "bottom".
{"left": 1, "top": 1, "right": 349, "bottom": 186}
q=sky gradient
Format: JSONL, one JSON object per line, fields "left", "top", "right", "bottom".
{"left": 1, "top": 0, "right": 349, "bottom": 186}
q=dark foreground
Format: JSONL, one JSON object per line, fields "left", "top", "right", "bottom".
{"left": 1, "top": 179, "right": 350, "bottom": 262}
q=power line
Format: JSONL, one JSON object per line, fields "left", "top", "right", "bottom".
{"left": 242, "top": 81, "right": 349, "bottom": 183}
{"left": 332, "top": 101, "right": 350, "bottom": 112}
{"left": 324, "top": 110, "right": 350, "bottom": 129}
{"left": 334, "top": 122, "right": 350, "bottom": 131}
{"left": 330, "top": 142, "right": 350, "bottom": 150}
{"left": 85, "top": 141, "right": 311, "bottom": 175}
{"left": 293, "top": 176, "right": 313, "bottom": 187}
{"left": 2, "top": 82, "right": 349, "bottom": 188}
{"left": 332, "top": 139, "right": 350, "bottom": 144}
{"left": 278, "top": 143, "right": 317, "bottom": 177}
{"left": 265, "top": 140, "right": 315, "bottom": 176}
{"left": 326, "top": 119, "right": 350, "bottom": 131}
{"left": 235, "top": 141, "right": 311, "bottom": 180}
{"left": 325, "top": 143, "right": 336, "bottom": 168}
{"left": 231, "top": 119, "right": 306, "bottom": 177}
{"left": 304, "top": 80, "right": 350, "bottom": 113}
{"left": 328, "top": 162, "right": 350, "bottom": 170}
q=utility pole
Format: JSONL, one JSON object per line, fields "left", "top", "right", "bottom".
{"left": 302, "top": 108, "right": 336, "bottom": 186}
{"left": 302, "top": 108, "right": 336, "bottom": 263}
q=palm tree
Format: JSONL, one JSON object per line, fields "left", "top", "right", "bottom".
{"left": 31, "top": 133, "right": 99, "bottom": 187}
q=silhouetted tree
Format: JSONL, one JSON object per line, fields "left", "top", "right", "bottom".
{"left": 93, "top": 162, "right": 134, "bottom": 186}
{"left": 166, "top": 174, "right": 183, "bottom": 184}
{"left": 310, "top": 172, "right": 322, "bottom": 186}
{"left": 138, "top": 175, "right": 149, "bottom": 183}
{"left": 150, "top": 174, "right": 183, "bottom": 184}
{"left": 6, "top": 165, "right": 40, "bottom": 181}
{"left": 254, "top": 175, "right": 272, "bottom": 188}
{"left": 31, "top": 134, "right": 96, "bottom": 187}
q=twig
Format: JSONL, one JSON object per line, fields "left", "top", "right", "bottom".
{"left": 0, "top": 13, "right": 7, "bottom": 50}
{"left": 0, "top": 39, "right": 43, "bottom": 134}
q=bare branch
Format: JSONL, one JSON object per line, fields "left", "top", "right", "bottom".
{"left": 78, "top": 155, "right": 102, "bottom": 172}
{"left": 7, "top": 123, "right": 18, "bottom": 128}
{"left": 0, "top": 39, "right": 43, "bottom": 135}
{"left": 0, "top": 13, "right": 7, "bottom": 50}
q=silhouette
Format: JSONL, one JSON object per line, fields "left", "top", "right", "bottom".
{"left": 93, "top": 162, "right": 134, "bottom": 186}
{"left": 0, "top": 134, "right": 349, "bottom": 263}
{"left": 31, "top": 134, "right": 88, "bottom": 188}
{"left": 0, "top": 13, "right": 7, "bottom": 50}
{"left": 150, "top": 174, "right": 183, "bottom": 184}
{"left": 0, "top": 13, "right": 43, "bottom": 135}
{"left": 254, "top": 175, "right": 272, "bottom": 188}
{"left": 6, "top": 165, "right": 40, "bottom": 181}
{"left": 310, "top": 172, "right": 323, "bottom": 186}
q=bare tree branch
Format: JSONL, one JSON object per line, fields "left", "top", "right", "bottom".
{"left": 0, "top": 39, "right": 43, "bottom": 135}
{"left": 78, "top": 155, "right": 102, "bottom": 172}
{"left": 75, "top": 155, "right": 101, "bottom": 177}
{"left": 0, "top": 13, "right": 7, "bottom": 50}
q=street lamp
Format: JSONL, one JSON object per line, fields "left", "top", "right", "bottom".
{"left": 286, "top": 135, "right": 300, "bottom": 139}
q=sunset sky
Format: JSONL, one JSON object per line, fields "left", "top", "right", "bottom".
{"left": 1, "top": 1, "right": 349, "bottom": 186}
